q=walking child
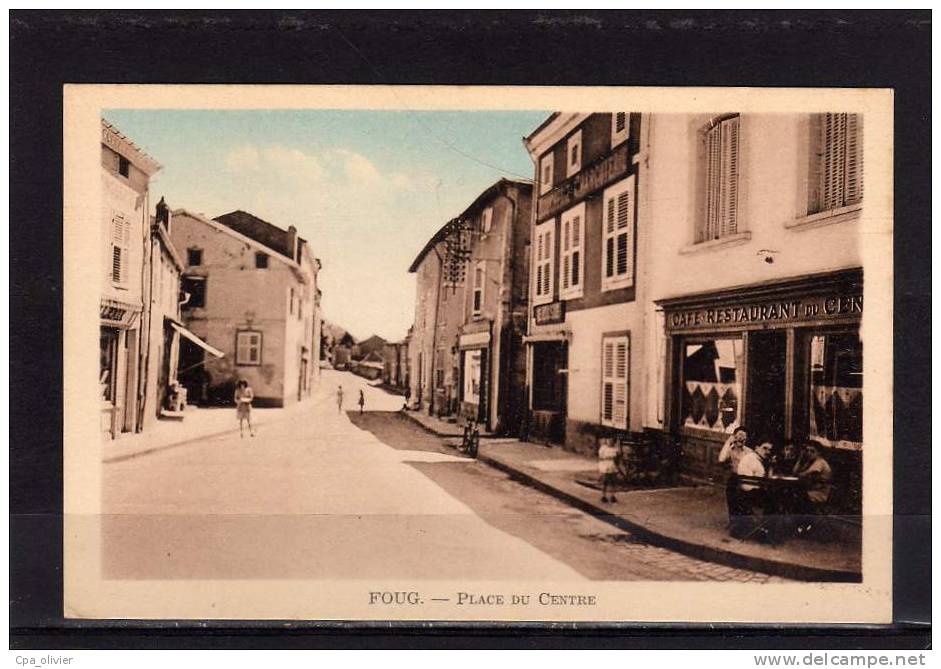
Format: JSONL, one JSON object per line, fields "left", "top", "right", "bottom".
{"left": 358, "top": 389, "right": 365, "bottom": 414}
{"left": 598, "top": 436, "right": 620, "bottom": 503}
{"left": 234, "top": 379, "right": 255, "bottom": 438}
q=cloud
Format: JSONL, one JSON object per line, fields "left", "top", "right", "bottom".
{"left": 334, "top": 149, "right": 381, "bottom": 183}
{"left": 224, "top": 143, "right": 325, "bottom": 183}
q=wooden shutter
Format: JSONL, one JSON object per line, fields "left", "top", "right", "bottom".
{"left": 561, "top": 218, "right": 570, "bottom": 291}
{"left": 811, "top": 113, "right": 864, "bottom": 213}
{"left": 602, "top": 178, "right": 634, "bottom": 289}
{"left": 615, "top": 113, "right": 627, "bottom": 134}
{"left": 844, "top": 114, "right": 863, "bottom": 205}
{"left": 601, "top": 336, "right": 629, "bottom": 428}
{"left": 702, "top": 116, "right": 739, "bottom": 241}
{"left": 570, "top": 211, "right": 581, "bottom": 289}
{"left": 720, "top": 115, "right": 740, "bottom": 237}
{"left": 110, "top": 212, "right": 129, "bottom": 284}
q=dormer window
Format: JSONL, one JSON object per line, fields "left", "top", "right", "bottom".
{"left": 567, "top": 130, "right": 582, "bottom": 177}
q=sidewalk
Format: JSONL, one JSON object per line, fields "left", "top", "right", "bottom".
{"left": 401, "top": 408, "right": 494, "bottom": 438}
{"left": 447, "top": 435, "right": 862, "bottom": 582}
{"left": 101, "top": 397, "right": 318, "bottom": 464}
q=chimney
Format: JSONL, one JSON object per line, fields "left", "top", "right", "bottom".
{"left": 288, "top": 225, "right": 299, "bottom": 262}
{"left": 155, "top": 196, "right": 171, "bottom": 232}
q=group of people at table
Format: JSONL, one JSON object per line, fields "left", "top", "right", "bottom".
{"left": 719, "top": 426, "right": 834, "bottom": 543}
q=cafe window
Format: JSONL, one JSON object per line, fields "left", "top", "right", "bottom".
{"left": 807, "top": 332, "right": 862, "bottom": 450}
{"left": 680, "top": 337, "right": 743, "bottom": 433}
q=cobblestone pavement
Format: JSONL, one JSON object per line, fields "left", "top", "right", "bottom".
{"left": 350, "top": 411, "right": 790, "bottom": 583}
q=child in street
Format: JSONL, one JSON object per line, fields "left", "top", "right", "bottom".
{"left": 598, "top": 436, "right": 620, "bottom": 503}
{"left": 234, "top": 379, "right": 255, "bottom": 438}
{"left": 336, "top": 385, "right": 344, "bottom": 413}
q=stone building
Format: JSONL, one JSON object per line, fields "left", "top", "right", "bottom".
{"left": 170, "top": 209, "right": 321, "bottom": 407}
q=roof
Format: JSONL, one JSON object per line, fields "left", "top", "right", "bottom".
{"left": 101, "top": 118, "right": 162, "bottom": 175}
{"left": 213, "top": 210, "right": 309, "bottom": 261}
{"left": 407, "top": 178, "right": 532, "bottom": 273}
{"left": 524, "top": 112, "right": 561, "bottom": 144}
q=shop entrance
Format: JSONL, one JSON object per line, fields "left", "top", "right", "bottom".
{"left": 746, "top": 331, "right": 788, "bottom": 445}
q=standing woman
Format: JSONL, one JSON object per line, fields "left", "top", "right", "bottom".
{"left": 234, "top": 379, "right": 256, "bottom": 438}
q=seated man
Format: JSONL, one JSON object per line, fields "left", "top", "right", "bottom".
{"left": 794, "top": 440, "right": 833, "bottom": 534}
{"left": 730, "top": 442, "right": 773, "bottom": 539}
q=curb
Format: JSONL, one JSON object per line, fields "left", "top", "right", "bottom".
{"left": 400, "top": 410, "right": 497, "bottom": 441}
{"left": 476, "top": 449, "right": 862, "bottom": 583}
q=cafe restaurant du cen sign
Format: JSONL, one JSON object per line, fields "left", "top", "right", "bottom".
{"left": 666, "top": 293, "right": 863, "bottom": 333}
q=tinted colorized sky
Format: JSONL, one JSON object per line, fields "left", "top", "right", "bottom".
{"left": 105, "top": 109, "right": 549, "bottom": 341}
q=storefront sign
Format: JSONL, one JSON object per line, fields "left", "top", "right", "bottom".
{"left": 459, "top": 331, "right": 490, "bottom": 350}
{"left": 534, "top": 300, "right": 566, "bottom": 325}
{"left": 100, "top": 298, "right": 141, "bottom": 329}
{"left": 536, "top": 142, "right": 630, "bottom": 221}
{"left": 666, "top": 293, "right": 862, "bottom": 332}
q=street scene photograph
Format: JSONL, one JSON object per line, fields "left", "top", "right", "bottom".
{"left": 62, "top": 85, "right": 893, "bottom": 622}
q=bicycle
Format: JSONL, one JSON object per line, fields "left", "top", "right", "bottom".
{"left": 460, "top": 417, "right": 480, "bottom": 458}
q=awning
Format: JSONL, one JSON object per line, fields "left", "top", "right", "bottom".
{"left": 169, "top": 322, "right": 224, "bottom": 358}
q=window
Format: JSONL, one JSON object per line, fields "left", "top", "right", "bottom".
{"left": 601, "top": 335, "right": 630, "bottom": 429}
{"left": 680, "top": 338, "right": 743, "bottom": 433}
{"left": 472, "top": 260, "right": 485, "bottom": 316}
{"left": 255, "top": 252, "right": 268, "bottom": 269}
{"left": 566, "top": 129, "right": 582, "bottom": 177}
{"left": 289, "top": 287, "right": 295, "bottom": 315}
{"left": 110, "top": 212, "right": 130, "bottom": 286}
{"left": 99, "top": 329, "right": 117, "bottom": 402}
{"left": 187, "top": 248, "right": 203, "bottom": 267}
{"left": 560, "top": 202, "right": 585, "bottom": 299}
{"left": 182, "top": 276, "right": 206, "bottom": 309}
{"left": 601, "top": 176, "right": 635, "bottom": 291}
{"left": 236, "top": 331, "right": 262, "bottom": 366}
{"left": 533, "top": 220, "right": 554, "bottom": 304}
{"left": 481, "top": 207, "right": 493, "bottom": 234}
{"left": 809, "top": 113, "right": 863, "bottom": 214}
{"left": 118, "top": 155, "right": 130, "bottom": 178}
{"left": 611, "top": 112, "right": 629, "bottom": 147}
{"left": 699, "top": 114, "right": 741, "bottom": 243}
{"left": 808, "top": 332, "right": 862, "bottom": 449}
{"left": 464, "top": 349, "right": 482, "bottom": 404}
{"left": 539, "top": 152, "right": 554, "bottom": 195}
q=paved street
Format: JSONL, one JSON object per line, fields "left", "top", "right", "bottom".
{"left": 103, "top": 369, "right": 782, "bottom": 582}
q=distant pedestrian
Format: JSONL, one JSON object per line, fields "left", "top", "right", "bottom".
{"left": 403, "top": 386, "right": 412, "bottom": 411}
{"left": 598, "top": 436, "right": 620, "bottom": 504}
{"left": 336, "top": 385, "right": 345, "bottom": 413}
{"left": 234, "top": 379, "right": 255, "bottom": 438}
{"left": 358, "top": 389, "right": 365, "bottom": 414}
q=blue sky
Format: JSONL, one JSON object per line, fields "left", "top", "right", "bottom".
{"left": 105, "top": 109, "right": 549, "bottom": 341}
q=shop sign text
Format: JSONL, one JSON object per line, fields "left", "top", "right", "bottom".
{"left": 667, "top": 294, "right": 862, "bottom": 331}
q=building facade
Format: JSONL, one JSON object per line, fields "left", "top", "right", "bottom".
{"left": 523, "top": 113, "right": 646, "bottom": 454}
{"left": 99, "top": 120, "right": 161, "bottom": 438}
{"left": 170, "top": 209, "right": 321, "bottom": 407}
{"left": 641, "top": 112, "right": 865, "bottom": 511}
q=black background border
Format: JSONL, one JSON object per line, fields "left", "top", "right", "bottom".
{"left": 9, "top": 9, "right": 931, "bottom": 650}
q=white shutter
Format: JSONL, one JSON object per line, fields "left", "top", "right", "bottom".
{"left": 561, "top": 218, "right": 570, "bottom": 290}
{"left": 611, "top": 112, "right": 630, "bottom": 147}
{"left": 560, "top": 203, "right": 585, "bottom": 298}
{"left": 720, "top": 115, "right": 740, "bottom": 237}
{"left": 601, "top": 335, "right": 629, "bottom": 429}
{"left": 601, "top": 177, "right": 635, "bottom": 291}
{"left": 110, "top": 212, "right": 130, "bottom": 285}
{"left": 844, "top": 114, "right": 863, "bottom": 205}
{"left": 701, "top": 115, "right": 739, "bottom": 241}
{"left": 811, "top": 113, "right": 863, "bottom": 214}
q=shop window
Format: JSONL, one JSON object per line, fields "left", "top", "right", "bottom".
{"left": 601, "top": 335, "right": 630, "bottom": 429}
{"left": 681, "top": 337, "right": 743, "bottom": 433}
{"left": 464, "top": 349, "right": 482, "bottom": 404}
{"left": 698, "top": 114, "right": 740, "bottom": 243}
{"left": 808, "top": 113, "right": 863, "bottom": 214}
{"left": 566, "top": 129, "right": 582, "bottom": 177}
{"left": 560, "top": 202, "right": 585, "bottom": 299}
{"left": 611, "top": 112, "right": 629, "bottom": 147}
{"left": 533, "top": 220, "right": 554, "bottom": 304}
{"left": 539, "top": 152, "right": 554, "bottom": 195}
{"left": 808, "top": 332, "right": 863, "bottom": 449}
{"left": 236, "top": 330, "right": 262, "bottom": 366}
{"left": 182, "top": 276, "right": 206, "bottom": 309}
{"left": 187, "top": 248, "right": 203, "bottom": 267}
{"left": 100, "top": 329, "right": 118, "bottom": 402}
{"left": 601, "top": 176, "right": 634, "bottom": 291}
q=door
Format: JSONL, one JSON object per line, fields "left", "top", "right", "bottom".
{"left": 746, "top": 330, "right": 788, "bottom": 445}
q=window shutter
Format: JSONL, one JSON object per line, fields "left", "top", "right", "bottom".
{"left": 561, "top": 219, "right": 570, "bottom": 290}
{"left": 844, "top": 114, "right": 863, "bottom": 205}
{"left": 720, "top": 115, "right": 740, "bottom": 237}
{"left": 110, "top": 213, "right": 129, "bottom": 284}
{"left": 571, "top": 213, "right": 581, "bottom": 288}
{"left": 601, "top": 336, "right": 629, "bottom": 428}
{"left": 808, "top": 114, "right": 826, "bottom": 214}
{"left": 602, "top": 340, "right": 614, "bottom": 423}
{"left": 613, "top": 339, "right": 628, "bottom": 427}
{"left": 704, "top": 125, "right": 721, "bottom": 242}
{"left": 615, "top": 112, "right": 627, "bottom": 134}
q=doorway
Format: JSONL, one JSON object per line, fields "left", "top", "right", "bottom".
{"left": 746, "top": 330, "right": 788, "bottom": 445}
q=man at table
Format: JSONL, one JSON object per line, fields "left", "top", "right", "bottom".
{"left": 730, "top": 442, "right": 773, "bottom": 539}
